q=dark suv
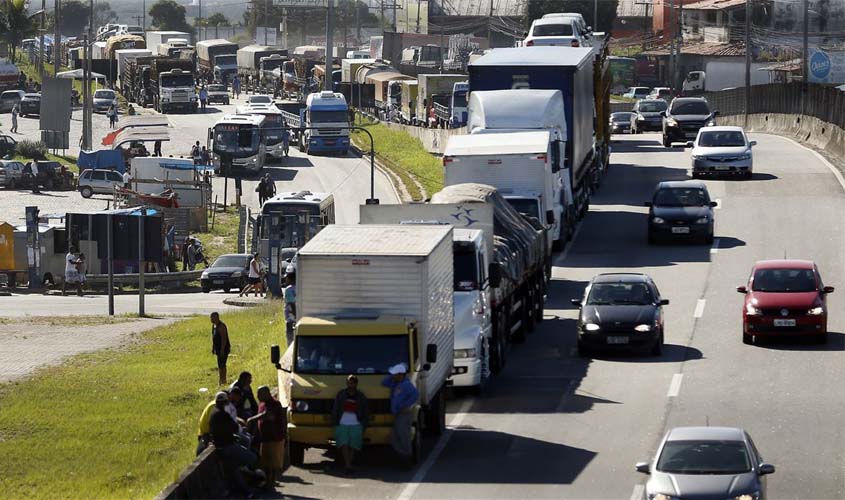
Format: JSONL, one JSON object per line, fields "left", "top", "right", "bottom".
{"left": 632, "top": 99, "right": 668, "bottom": 133}
{"left": 661, "top": 97, "right": 718, "bottom": 147}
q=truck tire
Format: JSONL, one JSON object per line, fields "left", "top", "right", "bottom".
{"left": 411, "top": 421, "right": 422, "bottom": 465}
{"left": 490, "top": 309, "right": 507, "bottom": 374}
{"left": 426, "top": 389, "right": 446, "bottom": 436}
{"left": 525, "top": 284, "right": 536, "bottom": 333}
{"left": 534, "top": 275, "right": 545, "bottom": 323}
{"left": 288, "top": 442, "right": 305, "bottom": 467}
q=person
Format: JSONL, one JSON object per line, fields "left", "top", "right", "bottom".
{"left": 226, "top": 386, "right": 253, "bottom": 447}
{"left": 193, "top": 238, "right": 210, "bottom": 268}
{"left": 186, "top": 241, "right": 197, "bottom": 270}
{"left": 247, "top": 386, "right": 286, "bottom": 488}
{"left": 10, "top": 102, "right": 19, "bottom": 133}
{"left": 181, "top": 236, "right": 192, "bottom": 270}
{"left": 239, "top": 253, "right": 264, "bottom": 298}
{"left": 62, "top": 247, "right": 82, "bottom": 296}
{"left": 233, "top": 74, "right": 241, "bottom": 98}
{"left": 200, "top": 146, "right": 210, "bottom": 166}
{"left": 122, "top": 169, "right": 131, "bottom": 188}
{"left": 29, "top": 162, "right": 39, "bottom": 193}
{"left": 382, "top": 363, "right": 419, "bottom": 467}
{"left": 211, "top": 312, "right": 231, "bottom": 385}
{"left": 283, "top": 269, "right": 297, "bottom": 346}
{"left": 332, "top": 375, "right": 369, "bottom": 473}
{"left": 76, "top": 253, "right": 87, "bottom": 289}
{"left": 196, "top": 392, "right": 220, "bottom": 455}
{"left": 191, "top": 141, "right": 201, "bottom": 165}
{"left": 209, "top": 390, "right": 259, "bottom": 497}
{"left": 256, "top": 176, "right": 267, "bottom": 206}
{"left": 263, "top": 173, "right": 276, "bottom": 200}
{"left": 281, "top": 121, "right": 290, "bottom": 157}
{"left": 230, "top": 371, "right": 259, "bottom": 420}
{"left": 154, "top": 140, "right": 162, "bottom": 157}
{"left": 127, "top": 104, "right": 136, "bottom": 116}
{"left": 139, "top": 87, "right": 147, "bottom": 107}
{"left": 107, "top": 104, "right": 117, "bottom": 128}
{"left": 199, "top": 86, "right": 208, "bottom": 112}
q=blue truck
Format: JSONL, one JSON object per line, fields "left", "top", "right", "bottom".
{"left": 468, "top": 46, "right": 603, "bottom": 222}
{"left": 278, "top": 91, "right": 350, "bottom": 155}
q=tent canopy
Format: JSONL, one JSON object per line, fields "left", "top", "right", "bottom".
{"left": 57, "top": 68, "right": 106, "bottom": 80}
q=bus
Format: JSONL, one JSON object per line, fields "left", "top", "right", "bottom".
{"left": 608, "top": 56, "right": 637, "bottom": 94}
{"left": 209, "top": 114, "right": 267, "bottom": 175}
{"left": 257, "top": 191, "right": 335, "bottom": 294}
{"left": 237, "top": 103, "right": 286, "bottom": 161}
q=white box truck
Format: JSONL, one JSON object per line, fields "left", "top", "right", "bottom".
{"left": 114, "top": 48, "right": 152, "bottom": 85}
{"left": 271, "top": 224, "right": 454, "bottom": 465}
{"left": 145, "top": 31, "right": 190, "bottom": 51}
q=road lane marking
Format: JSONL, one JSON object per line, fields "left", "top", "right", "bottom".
{"left": 778, "top": 135, "right": 845, "bottom": 191}
{"left": 630, "top": 484, "right": 645, "bottom": 500}
{"left": 667, "top": 373, "right": 684, "bottom": 398}
{"left": 710, "top": 238, "right": 720, "bottom": 255}
{"left": 396, "top": 398, "right": 473, "bottom": 500}
{"left": 694, "top": 299, "right": 706, "bottom": 318}
{"left": 558, "top": 222, "right": 584, "bottom": 263}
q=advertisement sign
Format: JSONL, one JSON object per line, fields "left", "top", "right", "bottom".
{"left": 273, "top": 0, "right": 330, "bottom": 7}
{"left": 808, "top": 48, "right": 845, "bottom": 84}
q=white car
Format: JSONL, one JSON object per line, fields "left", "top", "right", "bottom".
{"left": 623, "top": 86, "right": 651, "bottom": 100}
{"left": 247, "top": 95, "right": 273, "bottom": 105}
{"left": 524, "top": 14, "right": 592, "bottom": 47}
{"left": 78, "top": 169, "right": 124, "bottom": 198}
{"left": 689, "top": 126, "right": 756, "bottom": 179}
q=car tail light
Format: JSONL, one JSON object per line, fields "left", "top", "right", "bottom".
{"left": 525, "top": 40, "right": 534, "bottom": 47}
{"left": 534, "top": 154, "right": 547, "bottom": 161}
{"left": 571, "top": 40, "right": 580, "bottom": 47}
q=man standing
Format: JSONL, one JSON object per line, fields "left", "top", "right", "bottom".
{"left": 332, "top": 374, "right": 369, "bottom": 472}
{"left": 200, "top": 146, "right": 210, "bottom": 166}
{"left": 230, "top": 371, "right": 259, "bottom": 420}
{"left": 283, "top": 269, "right": 297, "bottom": 346}
{"left": 62, "top": 247, "right": 82, "bottom": 296}
{"left": 122, "top": 169, "right": 131, "bottom": 189}
{"left": 29, "top": 162, "right": 39, "bottom": 194}
{"left": 10, "top": 102, "right": 19, "bottom": 133}
{"left": 211, "top": 312, "right": 231, "bottom": 385}
{"left": 199, "top": 86, "right": 209, "bottom": 113}
{"left": 263, "top": 173, "right": 276, "bottom": 200}
{"left": 233, "top": 74, "right": 241, "bottom": 99}
{"left": 154, "top": 140, "right": 162, "bottom": 157}
{"left": 247, "top": 386, "right": 286, "bottom": 488}
{"left": 382, "top": 364, "right": 419, "bottom": 466}
{"left": 191, "top": 141, "right": 201, "bottom": 164}
{"left": 256, "top": 176, "right": 267, "bottom": 206}
{"left": 209, "top": 391, "right": 259, "bottom": 497}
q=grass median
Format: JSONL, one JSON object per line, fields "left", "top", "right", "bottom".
{"left": 0, "top": 305, "right": 285, "bottom": 499}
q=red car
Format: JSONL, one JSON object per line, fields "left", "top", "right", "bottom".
{"left": 737, "top": 260, "right": 834, "bottom": 344}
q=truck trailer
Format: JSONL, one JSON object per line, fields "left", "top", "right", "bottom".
{"left": 196, "top": 39, "right": 239, "bottom": 82}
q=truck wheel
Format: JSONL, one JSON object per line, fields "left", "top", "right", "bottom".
{"left": 80, "top": 186, "right": 93, "bottom": 198}
{"left": 525, "top": 285, "right": 536, "bottom": 333}
{"left": 288, "top": 442, "right": 306, "bottom": 467}
{"left": 490, "top": 311, "right": 507, "bottom": 374}
{"left": 534, "top": 276, "right": 545, "bottom": 323}
{"left": 425, "top": 389, "right": 446, "bottom": 436}
{"left": 411, "top": 422, "right": 422, "bottom": 465}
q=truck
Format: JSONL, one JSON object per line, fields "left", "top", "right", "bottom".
{"left": 279, "top": 91, "right": 350, "bottom": 155}
{"left": 415, "top": 74, "right": 467, "bottom": 127}
{"left": 0, "top": 59, "right": 20, "bottom": 91}
{"left": 105, "top": 34, "right": 145, "bottom": 61}
{"left": 363, "top": 70, "right": 414, "bottom": 113}
{"left": 270, "top": 224, "right": 454, "bottom": 465}
{"left": 114, "top": 48, "right": 152, "bottom": 89}
{"left": 196, "top": 39, "right": 239, "bottom": 82}
{"left": 156, "top": 38, "right": 190, "bottom": 57}
{"left": 469, "top": 46, "right": 607, "bottom": 224}
{"left": 681, "top": 60, "right": 771, "bottom": 95}
{"left": 463, "top": 89, "right": 570, "bottom": 248}
{"left": 237, "top": 45, "right": 288, "bottom": 84}
{"left": 341, "top": 58, "right": 376, "bottom": 83}
{"left": 145, "top": 31, "right": 190, "bottom": 51}
{"left": 433, "top": 81, "right": 469, "bottom": 128}
{"left": 399, "top": 79, "right": 419, "bottom": 124}
{"left": 122, "top": 55, "right": 157, "bottom": 106}
{"left": 149, "top": 58, "right": 197, "bottom": 113}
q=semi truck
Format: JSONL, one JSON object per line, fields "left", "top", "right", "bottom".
{"left": 196, "top": 39, "right": 239, "bottom": 82}
{"left": 145, "top": 31, "right": 189, "bottom": 50}
{"left": 271, "top": 224, "right": 455, "bottom": 465}
{"left": 433, "top": 81, "right": 469, "bottom": 128}
{"left": 237, "top": 45, "right": 288, "bottom": 84}
{"left": 149, "top": 58, "right": 197, "bottom": 113}
{"left": 114, "top": 48, "right": 152, "bottom": 88}
{"left": 469, "top": 46, "right": 608, "bottom": 224}
{"left": 156, "top": 38, "right": 191, "bottom": 58}
{"left": 415, "top": 74, "right": 467, "bottom": 127}
{"left": 121, "top": 55, "right": 158, "bottom": 106}
{"left": 279, "top": 91, "right": 350, "bottom": 155}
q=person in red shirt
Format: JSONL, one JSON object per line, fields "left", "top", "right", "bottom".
{"left": 248, "top": 386, "right": 287, "bottom": 488}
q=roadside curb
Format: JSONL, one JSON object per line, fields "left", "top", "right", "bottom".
{"left": 222, "top": 296, "right": 269, "bottom": 307}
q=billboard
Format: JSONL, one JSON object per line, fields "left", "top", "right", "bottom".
{"left": 808, "top": 48, "right": 845, "bottom": 85}
{"left": 274, "top": 0, "right": 330, "bottom": 6}
{"left": 39, "top": 77, "right": 72, "bottom": 133}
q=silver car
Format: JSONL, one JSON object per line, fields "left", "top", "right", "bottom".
{"left": 0, "top": 90, "right": 25, "bottom": 113}
{"left": 690, "top": 126, "right": 756, "bottom": 179}
{"left": 93, "top": 89, "right": 118, "bottom": 113}
{"left": 0, "top": 159, "right": 26, "bottom": 188}
{"left": 636, "top": 426, "right": 775, "bottom": 500}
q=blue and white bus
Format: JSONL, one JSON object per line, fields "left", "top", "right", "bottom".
{"left": 236, "top": 103, "right": 287, "bottom": 161}
{"left": 258, "top": 191, "right": 335, "bottom": 294}
{"left": 209, "top": 114, "right": 267, "bottom": 175}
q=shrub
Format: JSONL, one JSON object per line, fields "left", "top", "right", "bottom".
{"left": 15, "top": 140, "right": 48, "bottom": 161}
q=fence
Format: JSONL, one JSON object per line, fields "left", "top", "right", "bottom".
{"left": 705, "top": 83, "right": 845, "bottom": 129}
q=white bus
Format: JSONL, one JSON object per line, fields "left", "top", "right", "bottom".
{"left": 209, "top": 114, "right": 267, "bottom": 175}
{"left": 236, "top": 103, "right": 287, "bottom": 161}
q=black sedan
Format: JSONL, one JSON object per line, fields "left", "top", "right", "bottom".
{"left": 609, "top": 112, "right": 634, "bottom": 134}
{"left": 647, "top": 180, "right": 716, "bottom": 244}
{"left": 19, "top": 93, "right": 41, "bottom": 116}
{"left": 571, "top": 273, "right": 668, "bottom": 356}
{"left": 200, "top": 253, "right": 252, "bottom": 293}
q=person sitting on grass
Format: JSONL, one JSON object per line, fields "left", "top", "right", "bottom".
{"left": 209, "top": 391, "right": 262, "bottom": 497}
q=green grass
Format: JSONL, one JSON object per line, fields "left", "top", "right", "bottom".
{"left": 172, "top": 209, "right": 240, "bottom": 273}
{"left": 12, "top": 153, "right": 79, "bottom": 173}
{"left": 351, "top": 119, "right": 444, "bottom": 201}
{"left": 0, "top": 305, "right": 285, "bottom": 499}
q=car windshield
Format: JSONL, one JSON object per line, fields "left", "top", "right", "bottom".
{"left": 699, "top": 131, "right": 746, "bottom": 147}
{"left": 208, "top": 85, "right": 226, "bottom": 92}
{"left": 657, "top": 440, "right": 752, "bottom": 474}
{"left": 1, "top": 91, "right": 20, "bottom": 99}
{"left": 587, "top": 282, "right": 654, "bottom": 305}
{"left": 654, "top": 188, "right": 709, "bottom": 207}
{"left": 752, "top": 268, "right": 817, "bottom": 293}
{"left": 533, "top": 23, "right": 574, "bottom": 37}
{"left": 249, "top": 95, "right": 273, "bottom": 104}
{"left": 94, "top": 90, "right": 115, "bottom": 100}
{"left": 639, "top": 101, "right": 667, "bottom": 112}
{"left": 671, "top": 101, "right": 711, "bottom": 115}
{"left": 212, "top": 255, "right": 250, "bottom": 268}
{"left": 611, "top": 113, "right": 634, "bottom": 122}
{"left": 454, "top": 245, "right": 479, "bottom": 291}
{"left": 295, "top": 335, "right": 409, "bottom": 375}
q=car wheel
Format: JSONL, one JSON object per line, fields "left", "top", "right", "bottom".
{"left": 7, "top": 178, "right": 15, "bottom": 189}
{"left": 663, "top": 135, "right": 672, "bottom": 148}
{"left": 651, "top": 333, "right": 663, "bottom": 356}
{"left": 80, "top": 186, "right": 93, "bottom": 198}
{"left": 577, "top": 340, "right": 589, "bottom": 357}
{"left": 222, "top": 287, "right": 231, "bottom": 293}
{"left": 744, "top": 170, "right": 753, "bottom": 180}
{"left": 742, "top": 332, "right": 754, "bottom": 345}
{"left": 201, "top": 285, "right": 211, "bottom": 293}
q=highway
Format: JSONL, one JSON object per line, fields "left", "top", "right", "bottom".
{"left": 275, "top": 132, "right": 845, "bottom": 499}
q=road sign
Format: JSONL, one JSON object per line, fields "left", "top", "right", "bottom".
{"left": 273, "top": 0, "right": 331, "bottom": 7}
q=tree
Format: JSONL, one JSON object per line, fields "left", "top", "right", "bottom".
{"left": 525, "top": 0, "right": 619, "bottom": 34}
{"left": 94, "top": 2, "right": 118, "bottom": 28}
{"left": 205, "top": 13, "right": 229, "bottom": 27}
{"left": 2, "top": 0, "right": 37, "bottom": 63}
{"left": 149, "top": 0, "right": 191, "bottom": 32}
{"left": 58, "top": 0, "right": 90, "bottom": 37}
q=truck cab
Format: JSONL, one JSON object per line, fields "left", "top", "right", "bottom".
{"left": 213, "top": 54, "right": 238, "bottom": 82}
{"left": 157, "top": 68, "right": 197, "bottom": 113}
{"left": 302, "top": 91, "right": 350, "bottom": 155}
{"left": 682, "top": 70, "right": 705, "bottom": 96}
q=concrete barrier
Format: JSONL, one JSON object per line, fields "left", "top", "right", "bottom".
{"left": 155, "top": 447, "right": 227, "bottom": 500}
{"left": 383, "top": 122, "right": 467, "bottom": 155}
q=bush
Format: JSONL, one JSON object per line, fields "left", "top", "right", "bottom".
{"left": 15, "top": 140, "right": 48, "bottom": 161}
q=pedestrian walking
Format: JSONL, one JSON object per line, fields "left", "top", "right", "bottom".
{"left": 211, "top": 312, "right": 231, "bottom": 385}
{"left": 107, "top": 104, "right": 117, "bottom": 128}
{"left": 230, "top": 371, "right": 259, "bottom": 420}
{"left": 62, "top": 247, "right": 83, "bottom": 296}
{"left": 332, "top": 374, "right": 369, "bottom": 473}
{"left": 283, "top": 269, "right": 297, "bottom": 346}
{"left": 239, "top": 253, "right": 264, "bottom": 297}
{"left": 282, "top": 121, "right": 290, "bottom": 157}
{"left": 191, "top": 141, "right": 201, "bottom": 165}
{"left": 382, "top": 363, "right": 419, "bottom": 467}
{"left": 154, "top": 140, "right": 162, "bottom": 157}
{"left": 76, "top": 253, "right": 87, "bottom": 290}
{"left": 29, "top": 161, "right": 39, "bottom": 194}
{"left": 263, "top": 173, "right": 276, "bottom": 200}
{"left": 247, "top": 386, "right": 287, "bottom": 488}
{"left": 233, "top": 74, "right": 241, "bottom": 98}
{"left": 199, "top": 86, "right": 208, "bottom": 112}
{"left": 256, "top": 176, "right": 267, "bottom": 205}
{"left": 10, "top": 102, "right": 19, "bottom": 133}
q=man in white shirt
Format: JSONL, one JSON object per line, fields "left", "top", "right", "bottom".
{"left": 122, "top": 169, "right": 131, "bottom": 188}
{"left": 62, "top": 247, "right": 82, "bottom": 296}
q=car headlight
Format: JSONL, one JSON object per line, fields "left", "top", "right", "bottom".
{"left": 746, "top": 304, "right": 762, "bottom": 316}
{"left": 634, "top": 324, "right": 652, "bottom": 332}
{"left": 231, "top": 271, "right": 242, "bottom": 278}
{"left": 201, "top": 271, "right": 208, "bottom": 278}
{"left": 695, "top": 216, "right": 709, "bottom": 224}
{"left": 652, "top": 217, "right": 665, "bottom": 224}
{"left": 807, "top": 306, "right": 824, "bottom": 316}
{"left": 294, "top": 400, "right": 310, "bottom": 412}
{"left": 454, "top": 348, "right": 477, "bottom": 359}
{"left": 738, "top": 153, "right": 751, "bottom": 160}
{"left": 706, "top": 119, "right": 716, "bottom": 126}
{"left": 584, "top": 323, "right": 601, "bottom": 332}
{"left": 665, "top": 118, "right": 677, "bottom": 127}
{"left": 650, "top": 494, "right": 679, "bottom": 500}
{"left": 162, "top": 97, "right": 170, "bottom": 102}
{"left": 734, "top": 493, "right": 761, "bottom": 500}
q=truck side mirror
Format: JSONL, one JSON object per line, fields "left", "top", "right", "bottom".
{"left": 426, "top": 343, "right": 437, "bottom": 364}
{"left": 488, "top": 262, "right": 502, "bottom": 288}
{"left": 270, "top": 344, "right": 281, "bottom": 367}
{"left": 546, "top": 210, "right": 555, "bottom": 225}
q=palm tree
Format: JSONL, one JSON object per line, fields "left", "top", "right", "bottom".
{"left": 2, "top": 0, "right": 37, "bottom": 63}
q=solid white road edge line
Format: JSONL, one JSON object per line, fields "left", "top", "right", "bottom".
{"left": 557, "top": 221, "right": 585, "bottom": 264}
{"left": 630, "top": 484, "right": 645, "bottom": 500}
{"left": 776, "top": 135, "right": 845, "bottom": 192}
{"left": 396, "top": 398, "right": 474, "bottom": 500}
{"left": 710, "top": 238, "right": 720, "bottom": 255}
{"left": 667, "top": 373, "right": 684, "bottom": 398}
{"left": 693, "top": 299, "right": 706, "bottom": 319}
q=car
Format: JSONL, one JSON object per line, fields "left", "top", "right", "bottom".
{"left": 738, "top": 260, "right": 834, "bottom": 345}
{"left": 623, "top": 86, "right": 651, "bottom": 100}
{"left": 0, "top": 90, "right": 25, "bottom": 113}
{"left": 571, "top": 273, "right": 668, "bottom": 356}
{"left": 646, "top": 180, "right": 716, "bottom": 244}
{"left": 523, "top": 14, "right": 592, "bottom": 47}
{"left": 648, "top": 87, "right": 673, "bottom": 100}
{"left": 77, "top": 168, "right": 124, "bottom": 198}
{"left": 690, "top": 126, "right": 756, "bottom": 178}
{"left": 0, "top": 134, "right": 17, "bottom": 158}
{"left": 0, "top": 159, "right": 25, "bottom": 188}
{"left": 636, "top": 426, "right": 775, "bottom": 500}
{"left": 662, "top": 97, "right": 718, "bottom": 147}
{"left": 609, "top": 112, "right": 635, "bottom": 134}
{"left": 92, "top": 89, "right": 118, "bottom": 113}
{"left": 200, "top": 253, "right": 252, "bottom": 293}
{"left": 247, "top": 94, "right": 273, "bottom": 105}
{"left": 632, "top": 99, "right": 668, "bottom": 133}
{"left": 206, "top": 83, "right": 230, "bottom": 105}
{"left": 19, "top": 93, "right": 40, "bottom": 116}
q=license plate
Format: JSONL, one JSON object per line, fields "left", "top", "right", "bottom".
{"left": 671, "top": 227, "right": 690, "bottom": 234}
{"left": 714, "top": 165, "right": 730, "bottom": 170}
{"left": 213, "top": 280, "right": 224, "bottom": 284}
{"left": 774, "top": 319, "right": 796, "bottom": 327}
{"left": 606, "top": 336, "right": 629, "bottom": 344}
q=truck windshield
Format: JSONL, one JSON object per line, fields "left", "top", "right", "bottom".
{"left": 213, "top": 125, "right": 260, "bottom": 155}
{"left": 454, "top": 245, "right": 480, "bottom": 291}
{"left": 215, "top": 55, "right": 236, "bottom": 66}
{"left": 161, "top": 74, "right": 194, "bottom": 87}
{"left": 453, "top": 91, "right": 468, "bottom": 108}
{"left": 263, "top": 59, "right": 284, "bottom": 71}
{"left": 259, "top": 115, "right": 284, "bottom": 144}
{"left": 296, "top": 335, "right": 409, "bottom": 375}
{"left": 506, "top": 198, "right": 541, "bottom": 222}
{"left": 311, "top": 110, "right": 348, "bottom": 123}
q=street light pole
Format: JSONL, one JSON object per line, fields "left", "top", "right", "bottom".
{"left": 54, "top": 0, "right": 61, "bottom": 76}
{"left": 39, "top": 0, "right": 46, "bottom": 80}
{"left": 744, "top": 0, "right": 751, "bottom": 125}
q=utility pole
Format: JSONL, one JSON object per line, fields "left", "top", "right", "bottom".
{"left": 143, "top": 0, "right": 146, "bottom": 31}
{"left": 283, "top": 8, "right": 289, "bottom": 49}
{"left": 39, "top": 0, "right": 46, "bottom": 80}
{"left": 802, "top": 0, "right": 809, "bottom": 91}
{"left": 54, "top": 0, "right": 61, "bottom": 76}
{"left": 355, "top": 0, "right": 360, "bottom": 42}
{"left": 669, "top": 0, "right": 675, "bottom": 90}
{"left": 252, "top": 0, "right": 257, "bottom": 42}
{"left": 138, "top": 208, "right": 145, "bottom": 317}
{"left": 198, "top": 0, "right": 202, "bottom": 41}
{"left": 265, "top": 0, "right": 269, "bottom": 45}
{"left": 326, "top": 0, "right": 334, "bottom": 83}
{"left": 594, "top": 0, "right": 598, "bottom": 31}
{"left": 744, "top": 0, "right": 751, "bottom": 125}
{"left": 83, "top": 0, "right": 94, "bottom": 150}
{"left": 676, "top": 0, "right": 684, "bottom": 92}
{"left": 488, "top": 0, "right": 494, "bottom": 45}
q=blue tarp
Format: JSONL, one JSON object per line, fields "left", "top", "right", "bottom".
{"left": 77, "top": 150, "right": 125, "bottom": 173}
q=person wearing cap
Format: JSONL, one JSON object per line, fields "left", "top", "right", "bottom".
{"left": 283, "top": 269, "right": 297, "bottom": 347}
{"left": 382, "top": 363, "right": 419, "bottom": 466}
{"left": 209, "top": 390, "right": 259, "bottom": 496}
{"left": 247, "top": 386, "right": 287, "bottom": 488}
{"left": 332, "top": 374, "right": 369, "bottom": 472}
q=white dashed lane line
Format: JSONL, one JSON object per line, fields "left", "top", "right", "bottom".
{"left": 693, "top": 299, "right": 706, "bottom": 319}
{"left": 667, "top": 373, "right": 684, "bottom": 398}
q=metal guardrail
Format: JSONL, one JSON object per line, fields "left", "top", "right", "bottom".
{"left": 84, "top": 270, "right": 203, "bottom": 286}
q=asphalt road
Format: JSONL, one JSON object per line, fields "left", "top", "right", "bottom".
{"left": 274, "top": 132, "right": 844, "bottom": 499}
